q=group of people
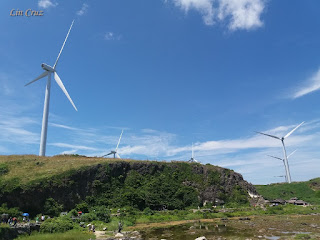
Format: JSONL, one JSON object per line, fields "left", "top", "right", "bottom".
{"left": 1, "top": 214, "right": 18, "bottom": 226}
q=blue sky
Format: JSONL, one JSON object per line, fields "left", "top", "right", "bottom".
{"left": 1, "top": 0, "right": 320, "bottom": 184}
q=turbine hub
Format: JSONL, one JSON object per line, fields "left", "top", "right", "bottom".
{"left": 41, "top": 63, "right": 55, "bottom": 72}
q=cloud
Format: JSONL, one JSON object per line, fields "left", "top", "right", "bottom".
{"left": 218, "top": 0, "right": 265, "bottom": 30}
{"left": 291, "top": 68, "right": 320, "bottom": 99}
{"left": 77, "top": 3, "right": 89, "bottom": 16}
{"left": 170, "top": 0, "right": 265, "bottom": 30}
{"left": 104, "top": 32, "right": 122, "bottom": 41}
{"left": 50, "top": 143, "right": 98, "bottom": 151}
{"left": 0, "top": 114, "right": 39, "bottom": 145}
{"left": 172, "top": 0, "right": 215, "bottom": 25}
{"left": 38, "top": 0, "right": 58, "bottom": 9}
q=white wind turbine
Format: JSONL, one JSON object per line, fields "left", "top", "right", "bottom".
{"left": 188, "top": 143, "right": 198, "bottom": 163}
{"left": 267, "top": 150, "right": 297, "bottom": 183}
{"left": 103, "top": 130, "right": 123, "bottom": 159}
{"left": 25, "top": 20, "right": 77, "bottom": 156}
{"left": 256, "top": 122, "right": 304, "bottom": 184}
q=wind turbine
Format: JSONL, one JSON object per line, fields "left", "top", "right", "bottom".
{"left": 256, "top": 122, "right": 304, "bottom": 183}
{"left": 103, "top": 130, "right": 123, "bottom": 159}
{"left": 267, "top": 150, "right": 297, "bottom": 183}
{"left": 25, "top": 20, "right": 77, "bottom": 156}
{"left": 188, "top": 143, "right": 198, "bottom": 163}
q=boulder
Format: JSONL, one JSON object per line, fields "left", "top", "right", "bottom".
{"left": 195, "top": 237, "right": 207, "bottom": 240}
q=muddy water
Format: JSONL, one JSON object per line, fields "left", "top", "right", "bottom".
{"left": 139, "top": 215, "right": 320, "bottom": 240}
{"left": 140, "top": 222, "right": 254, "bottom": 240}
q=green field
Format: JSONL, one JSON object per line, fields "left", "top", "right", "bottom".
{"left": 255, "top": 178, "right": 320, "bottom": 204}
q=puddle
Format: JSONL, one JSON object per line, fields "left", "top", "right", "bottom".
{"left": 140, "top": 222, "right": 254, "bottom": 240}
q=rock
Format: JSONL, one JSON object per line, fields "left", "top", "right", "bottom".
{"left": 115, "top": 232, "right": 124, "bottom": 237}
{"left": 239, "top": 217, "right": 251, "bottom": 220}
{"left": 195, "top": 237, "right": 207, "bottom": 240}
{"left": 258, "top": 229, "right": 265, "bottom": 233}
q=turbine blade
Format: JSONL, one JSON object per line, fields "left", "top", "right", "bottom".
{"left": 287, "top": 149, "right": 297, "bottom": 159}
{"left": 53, "top": 20, "right": 75, "bottom": 69}
{"left": 53, "top": 72, "right": 78, "bottom": 111}
{"left": 255, "top": 131, "right": 280, "bottom": 140}
{"left": 25, "top": 71, "right": 48, "bottom": 86}
{"left": 192, "top": 143, "right": 194, "bottom": 159}
{"left": 267, "top": 155, "right": 283, "bottom": 161}
{"left": 284, "top": 122, "right": 305, "bottom": 139}
{"left": 115, "top": 130, "right": 123, "bottom": 151}
{"left": 116, "top": 153, "right": 121, "bottom": 159}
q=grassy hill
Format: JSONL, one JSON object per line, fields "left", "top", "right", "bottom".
{"left": 0, "top": 155, "right": 256, "bottom": 216}
{"left": 255, "top": 178, "right": 320, "bottom": 204}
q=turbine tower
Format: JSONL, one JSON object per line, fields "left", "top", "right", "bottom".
{"left": 256, "top": 122, "right": 304, "bottom": 183}
{"left": 188, "top": 143, "right": 198, "bottom": 163}
{"left": 104, "top": 130, "right": 123, "bottom": 159}
{"left": 25, "top": 20, "right": 77, "bottom": 156}
{"left": 267, "top": 150, "right": 297, "bottom": 183}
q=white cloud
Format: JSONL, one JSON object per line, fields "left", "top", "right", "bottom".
{"left": 38, "top": 0, "right": 58, "bottom": 9}
{"left": 172, "top": 0, "right": 215, "bottom": 25}
{"left": 50, "top": 142, "right": 98, "bottom": 151}
{"left": 291, "top": 68, "right": 320, "bottom": 99}
{"left": 170, "top": 0, "right": 265, "bottom": 30}
{"left": 104, "top": 32, "right": 121, "bottom": 41}
{"left": 77, "top": 3, "right": 89, "bottom": 16}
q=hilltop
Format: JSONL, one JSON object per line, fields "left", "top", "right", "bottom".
{"left": 255, "top": 178, "right": 320, "bottom": 204}
{"left": 0, "top": 155, "right": 256, "bottom": 216}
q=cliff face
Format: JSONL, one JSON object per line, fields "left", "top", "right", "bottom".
{"left": 0, "top": 161, "right": 256, "bottom": 215}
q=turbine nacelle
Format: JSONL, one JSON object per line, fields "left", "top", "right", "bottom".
{"left": 41, "top": 63, "right": 55, "bottom": 72}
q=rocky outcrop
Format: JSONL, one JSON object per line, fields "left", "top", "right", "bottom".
{"left": 0, "top": 160, "right": 256, "bottom": 215}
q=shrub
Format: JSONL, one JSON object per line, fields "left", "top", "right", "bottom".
{"left": 40, "top": 217, "right": 74, "bottom": 233}
{"left": 44, "top": 198, "right": 63, "bottom": 217}
{"left": 143, "top": 207, "right": 154, "bottom": 216}
{"left": 0, "top": 164, "right": 9, "bottom": 176}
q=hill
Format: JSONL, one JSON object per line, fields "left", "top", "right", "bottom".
{"left": 0, "top": 155, "right": 256, "bottom": 216}
{"left": 255, "top": 178, "right": 320, "bottom": 204}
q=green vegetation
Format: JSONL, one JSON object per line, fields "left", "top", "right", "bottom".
{"left": 16, "top": 230, "right": 95, "bottom": 240}
{"left": 0, "top": 163, "right": 9, "bottom": 176}
{"left": 255, "top": 178, "right": 320, "bottom": 204}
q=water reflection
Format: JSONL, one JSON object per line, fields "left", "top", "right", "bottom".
{"left": 140, "top": 221, "right": 254, "bottom": 240}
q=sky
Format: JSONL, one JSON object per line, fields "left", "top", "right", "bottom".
{"left": 1, "top": 0, "right": 320, "bottom": 184}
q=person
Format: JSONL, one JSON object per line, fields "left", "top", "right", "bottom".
{"left": 36, "top": 217, "right": 39, "bottom": 223}
{"left": 12, "top": 217, "right": 17, "bottom": 226}
{"left": 23, "top": 216, "right": 26, "bottom": 222}
{"left": 92, "top": 224, "right": 95, "bottom": 232}
{"left": 41, "top": 215, "right": 45, "bottom": 221}
{"left": 118, "top": 221, "right": 123, "bottom": 233}
{"left": 8, "top": 217, "right": 12, "bottom": 225}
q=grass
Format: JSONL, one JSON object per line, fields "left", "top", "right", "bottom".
{"left": 255, "top": 178, "right": 320, "bottom": 205}
{"left": 0, "top": 155, "right": 162, "bottom": 185}
{"left": 15, "top": 229, "right": 95, "bottom": 240}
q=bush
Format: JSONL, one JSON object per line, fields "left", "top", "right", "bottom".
{"left": 0, "top": 203, "right": 21, "bottom": 217}
{"left": 40, "top": 217, "right": 74, "bottom": 233}
{"left": 0, "top": 164, "right": 9, "bottom": 176}
{"left": 92, "top": 206, "right": 111, "bottom": 223}
{"left": 80, "top": 212, "right": 97, "bottom": 222}
{"left": 44, "top": 198, "right": 63, "bottom": 217}
{"left": 143, "top": 207, "right": 154, "bottom": 216}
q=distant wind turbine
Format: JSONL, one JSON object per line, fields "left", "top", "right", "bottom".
{"left": 188, "top": 143, "right": 198, "bottom": 163}
{"left": 103, "top": 130, "right": 123, "bottom": 159}
{"left": 256, "top": 122, "right": 304, "bottom": 183}
{"left": 25, "top": 20, "right": 77, "bottom": 156}
{"left": 267, "top": 149, "right": 297, "bottom": 183}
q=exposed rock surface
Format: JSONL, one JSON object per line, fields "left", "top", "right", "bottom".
{"left": 0, "top": 161, "right": 256, "bottom": 215}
